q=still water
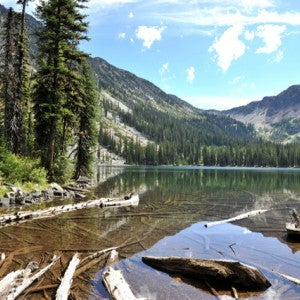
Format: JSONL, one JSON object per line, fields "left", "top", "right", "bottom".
{"left": 92, "top": 166, "right": 300, "bottom": 299}
{"left": 0, "top": 166, "right": 300, "bottom": 299}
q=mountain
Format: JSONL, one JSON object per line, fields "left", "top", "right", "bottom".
{"left": 222, "top": 85, "right": 300, "bottom": 143}
{"left": 89, "top": 56, "right": 256, "bottom": 164}
{"left": 0, "top": 3, "right": 40, "bottom": 61}
{"left": 1, "top": 4, "right": 299, "bottom": 167}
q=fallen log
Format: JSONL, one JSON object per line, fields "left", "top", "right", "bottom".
{"left": 204, "top": 209, "right": 268, "bottom": 228}
{"left": 56, "top": 253, "right": 80, "bottom": 300}
{"left": 102, "top": 267, "right": 145, "bottom": 300}
{"left": 142, "top": 256, "right": 271, "bottom": 292}
{"left": 4, "top": 255, "right": 60, "bottom": 300}
{"left": 0, "top": 194, "right": 139, "bottom": 228}
{"left": 0, "top": 261, "right": 38, "bottom": 298}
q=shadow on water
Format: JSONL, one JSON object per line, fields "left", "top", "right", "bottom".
{"left": 0, "top": 166, "right": 299, "bottom": 299}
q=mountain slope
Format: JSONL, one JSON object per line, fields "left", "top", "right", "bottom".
{"left": 223, "top": 85, "right": 300, "bottom": 143}
{"left": 89, "top": 56, "right": 257, "bottom": 163}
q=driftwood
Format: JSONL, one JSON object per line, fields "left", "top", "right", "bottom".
{"left": 142, "top": 256, "right": 271, "bottom": 292}
{"left": 276, "top": 272, "right": 300, "bottom": 286}
{"left": 0, "top": 194, "right": 139, "bottom": 227}
{"left": 204, "top": 209, "right": 268, "bottom": 228}
{"left": 0, "top": 252, "right": 5, "bottom": 268}
{"left": 2, "top": 255, "right": 60, "bottom": 300}
{"left": 102, "top": 267, "right": 145, "bottom": 300}
{"left": 0, "top": 262, "right": 38, "bottom": 298}
{"left": 105, "top": 249, "right": 119, "bottom": 266}
{"left": 56, "top": 253, "right": 80, "bottom": 300}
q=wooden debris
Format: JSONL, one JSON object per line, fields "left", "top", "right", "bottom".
{"left": 0, "top": 194, "right": 139, "bottom": 228}
{"left": 80, "top": 247, "right": 118, "bottom": 266}
{"left": 102, "top": 267, "right": 145, "bottom": 300}
{"left": 105, "top": 249, "right": 119, "bottom": 266}
{"left": 56, "top": 253, "right": 80, "bottom": 300}
{"left": 0, "top": 262, "right": 38, "bottom": 298}
{"left": 0, "top": 252, "right": 5, "bottom": 268}
{"left": 204, "top": 209, "right": 268, "bottom": 228}
{"left": 142, "top": 256, "right": 271, "bottom": 291}
{"left": 276, "top": 272, "right": 300, "bottom": 286}
{"left": 3, "top": 255, "right": 60, "bottom": 300}
{"left": 232, "top": 286, "right": 239, "bottom": 299}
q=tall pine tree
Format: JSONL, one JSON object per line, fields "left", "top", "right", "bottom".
{"left": 34, "top": 0, "right": 90, "bottom": 180}
{"left": 74, "top": 61, "right": 98, "bottom": 179}
{"left": 1, "top": 8, "right": 25, "bottom": 154}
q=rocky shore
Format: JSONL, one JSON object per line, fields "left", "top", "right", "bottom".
{"left": 0, "top": 177, "right": 92, "bottom": 208}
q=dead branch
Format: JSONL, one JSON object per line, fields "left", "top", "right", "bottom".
{"left": 0, "top": 194, "right": 139, "bottom": 228}
{"left": 4, "top": 255, "right": 60, "bottom": 300}
{"left": 56, "top": 253, "right": 80, "bottom": 300}
{"left": 204, "top": 209, "right": 269, "bottom": 228}
{"left": 102, "top": 267, "right": 146, "bottom": 300}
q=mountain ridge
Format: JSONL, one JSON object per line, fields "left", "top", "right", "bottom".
{"left": 221, "top": 85, "right": 300, "bottom": 143}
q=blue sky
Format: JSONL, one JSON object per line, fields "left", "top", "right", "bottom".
{"left": 3, "top": 0, "right": 300, "bottom": 110}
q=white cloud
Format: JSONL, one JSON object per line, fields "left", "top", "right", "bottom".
{"left": 209, "top": 25, "right": 246, "bottom": 72}
{"left": 118, "top": 32, "right": 126, "bottom": 39}
{"left": 160, "top": 63, "right": 169, "bottom": 75}
{"left": 128, "top": 12, "right": 134, "bottom": 18}
{"left": 244, "top": 30, "right": 255, "bottom": 41}
{"left": 186, "top": 66, "right": 195, "bottom": 84}
{"left": 255, "top": 24, "right": 286, "bottom": 54}
{"left": 136, "top": 25, "right": 166, "bottom": 48}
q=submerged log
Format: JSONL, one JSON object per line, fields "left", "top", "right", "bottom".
{"left": 56, "top": 253, "right": 80, "bottom": 300}
{"left": 4, "top": 255, "right": 60, "bottom": 300}
{"left": 142, "top": 256, "right": 271, "bottom": 292}
{"left": 0, "top": 194, "right": 139, "bottom": 227}
{"left": 102, "top": 267, "right": 145, "bottom": 300}
{"left": 204, "top": 209, "right": 268, "bottom": 228}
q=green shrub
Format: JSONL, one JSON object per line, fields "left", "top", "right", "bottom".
{"left": 0, "top": 147, "right": 47, "bottom": 185}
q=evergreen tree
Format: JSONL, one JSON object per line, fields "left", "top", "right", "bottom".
{"left": 74, "top": 62, "right": 98, "bottom": 179}
{"left": 34, "top": 0, "right": 89, "bottom": 180}
{"left": 17, "top": 0, "right": 33, "bottom": 155}
{"left": 0, "top": 8, "right": 25, "bottom": 154}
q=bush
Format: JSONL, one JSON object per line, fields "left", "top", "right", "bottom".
{"left": 0, "top": 147, "right": 47, "bottom": 185}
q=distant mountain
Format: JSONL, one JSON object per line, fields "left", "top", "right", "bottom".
{"left": 4, "top": 4, "right": 299, "bottom": 167}
{"left": 0, "top": 3, "right": 40, "bottom": 61}
{"left": 89, "top": 56, "right": 257, "bottom": 163}
{"left": 222, "top": 85, "right": 300, "bottom": 143}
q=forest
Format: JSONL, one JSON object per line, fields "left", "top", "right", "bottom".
{"left": 0, "top": 0, "right": 98, "bottom": 184}
{"left": 98, "top": 99, "right": 300, "bottom": 167}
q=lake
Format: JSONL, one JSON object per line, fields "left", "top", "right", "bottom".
{"left": 0, "top": 166, "right": 300, "bottom": 299}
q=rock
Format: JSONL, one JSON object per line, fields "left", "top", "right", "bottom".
{"left": 0, "top": 198, "right": 10, "bottom": 207}
{"left": 50, "top": 183, "right": 64, "bottom": 196}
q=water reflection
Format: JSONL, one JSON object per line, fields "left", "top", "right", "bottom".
{"left": 92, "top": 166, "right": 300, "bottom": 298}
{"left": 0, "top": 166, "right": 299, "bottom": 299}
